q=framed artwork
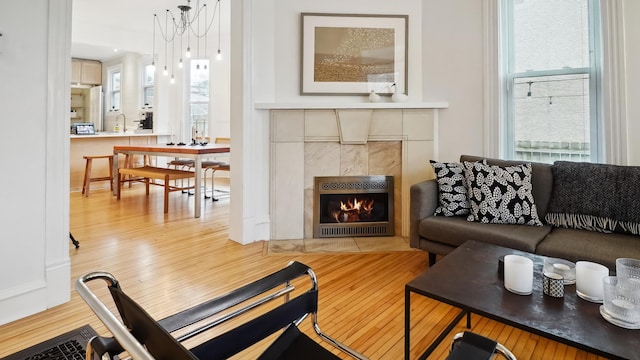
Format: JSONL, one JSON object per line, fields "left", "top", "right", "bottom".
{"left": 301, "top": 13, "right": 408, "bottom": 95}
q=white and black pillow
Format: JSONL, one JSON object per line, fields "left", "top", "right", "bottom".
{"left": 464, "top": 162, "right": 542, "bottom": 226}
{"left": 430, "top": 160, "right": 470, "bottom": 217}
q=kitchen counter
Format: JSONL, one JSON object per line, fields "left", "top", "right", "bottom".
{"left": 70, "top": 132, "right": 170, "bottom": 191}
{"left": 70, "top": 132, "right": 169, "bottom": 139}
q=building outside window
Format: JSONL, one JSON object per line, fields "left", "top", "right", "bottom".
{"left": 142, "top": 64, "right": 154, "bottom": 108}
{"left": 503, "top": 0, "right": 601, "bottom": 163}
{"left": 108, "top": 66, "right": 122, "bottom": 111}
{"left": 189, "top": 59, "right": 210, "bottom": 138}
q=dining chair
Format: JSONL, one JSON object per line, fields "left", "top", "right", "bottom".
{"left": 203, "top": 137, "right": 230, "bottom": 201}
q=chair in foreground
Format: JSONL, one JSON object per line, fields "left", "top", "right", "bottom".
{"left": 75, "top": 261, "right": 368, "bottom": 360}
{"left": 446, "top": 332, "right": 516, "bottom": 360}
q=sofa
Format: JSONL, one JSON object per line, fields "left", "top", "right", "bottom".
{"left": 410, "top": 155, "right": 640, "bottom": 269}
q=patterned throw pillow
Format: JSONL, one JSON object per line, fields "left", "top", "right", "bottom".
{"left": 463, "top": 161, "right": 542, "bottom": 226}
{"left": 430, "top": 160, "right": 470, "bottom": 216}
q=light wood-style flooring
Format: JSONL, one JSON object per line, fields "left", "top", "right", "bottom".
{"left": 0, "top": 183, "right": 606, "bottom": 359}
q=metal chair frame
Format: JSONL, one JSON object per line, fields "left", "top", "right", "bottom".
{"left": 447, "top": 331, "right": 517, "bottom": 360}
{"left": 76, "top": 261, "right": 367, "bottom": 360}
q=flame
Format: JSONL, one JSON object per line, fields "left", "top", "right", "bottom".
{"left": 339, "top": 197, "right": 373, "bottom": 212}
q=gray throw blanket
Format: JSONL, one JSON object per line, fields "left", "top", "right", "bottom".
{"left": 545, "top": 161, "right": 640, "bottom": 235}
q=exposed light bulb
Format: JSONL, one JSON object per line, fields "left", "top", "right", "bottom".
{"left": 186, "top": 47, "right": 192, "bottom": 58}
{"left": 163, "top": 66, "right": 168, "bottom": 76}
{"left": 170, "top": 75, "right": 175, "bottom": 84}
{"left": 178, "top": 59, "right": 183, "bottom": 69}
{"left": 150, "top": 62, "right": 155, "bottom": 71}
{"left": 216, "top": 49, "right": 222, "bottom": 61}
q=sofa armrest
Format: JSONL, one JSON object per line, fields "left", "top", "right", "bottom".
{"left": 410, "top": 180, "right": 438, "bottom": 248}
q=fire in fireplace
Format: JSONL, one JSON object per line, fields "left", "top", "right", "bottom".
{"left": 313, "top": 175, "right": 394, "bottom": 238}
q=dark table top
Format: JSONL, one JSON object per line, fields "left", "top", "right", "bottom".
{"left": 406, "top": 240, "right": 639, "bottom": 360}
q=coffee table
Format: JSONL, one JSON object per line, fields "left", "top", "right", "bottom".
{"left": 404, "top": 240, "right": 639, "bottom": 360}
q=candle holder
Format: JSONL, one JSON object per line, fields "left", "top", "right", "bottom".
{"left": 543, "top": 258, "right": 576, "bottom": 285}
{"left": 543, "top": 272, "right": 564, "bottom": 298}
{"left": 600, "top": 276, "right": 640, "bottom": 328}
{"left": 576, "top": 261, "right": 609, "bottom": 303}
{"left": 504, "top": 255, "right": 533, "bottom": 295}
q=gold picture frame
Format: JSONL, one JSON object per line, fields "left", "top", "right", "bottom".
{"left": 301, "top": 13, "right": 408, "bottom": 95}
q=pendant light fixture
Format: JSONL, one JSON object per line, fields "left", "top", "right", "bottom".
{"left": 151, "top": 0, "right": 222, "bottom": 83}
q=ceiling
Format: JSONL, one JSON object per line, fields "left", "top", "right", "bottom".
{"left": 72, "top": 0, "right": 210, "bottom": 61}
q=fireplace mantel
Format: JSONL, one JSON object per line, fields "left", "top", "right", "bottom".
{"left": 269, "top": 106, "right": 440, "bottom": 241}
{"left": 255, "top": 102, "right": 448, "bottom": 110}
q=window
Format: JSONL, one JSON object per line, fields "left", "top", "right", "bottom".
{"left": 503, "top": 0, "right": 601, "bottom": 162}
{"left": 189, "top": 59, "right": 210, "bottom": 138}
{"left": 142, "top": 64, "right": 154, "bottom": 107}
{"left": 107, "top": 66, "right": 121, "bottom": 111}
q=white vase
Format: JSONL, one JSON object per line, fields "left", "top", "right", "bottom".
{"left": 392, "top": 92, "right": 408, "bottom": 103}
{"left": 369, "top": 90, "right": 381, "bottom": 103}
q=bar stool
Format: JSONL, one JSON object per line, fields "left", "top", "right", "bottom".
{"left": 82, "top": 155, "right": 114, "bottom": 197}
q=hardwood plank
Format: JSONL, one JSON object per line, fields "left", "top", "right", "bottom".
{"left": 0, "top": 185, "right": 609, "bottom": 359}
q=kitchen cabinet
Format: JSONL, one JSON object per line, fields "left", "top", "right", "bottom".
{"left": 71, "top": 59, "right": 102, "bottom": 85}
{"left": 70, "top": 94, "right": 85, "bottom": 122}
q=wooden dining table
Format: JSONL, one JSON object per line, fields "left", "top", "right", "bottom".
{"left": 112, "top": 143, "right": 230, "bottom": 218}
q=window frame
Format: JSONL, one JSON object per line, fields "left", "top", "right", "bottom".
{"left": 141, "top": 62, "right": 155, "bottom": 109}
{"left": 501, "top": 0, "right": 602, "bottom": 162}
{"left": 186, "top": 59, "right": 210, "bottom": 139}
{"left": 107, "top": 65, "right": 122, "bottom": 112}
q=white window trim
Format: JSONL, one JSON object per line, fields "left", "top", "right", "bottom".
{"left": 185, "top": 59, "right": 211, "bottom": 140}
{"left": 483, "top": 0, "right": 503, "bottom": 159}
{"left": 599, "top": 0, "right": 628, "bottom": 165}
{"left": 140, "top": 60, "right": 154, "bottom": 109}
{"left": 482, "top": 0, "right": 627, "bottom": 164}
{"left": 107, "top": 64, "right": 122, "bottom": 112}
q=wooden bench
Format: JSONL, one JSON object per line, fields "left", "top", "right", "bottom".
{"left": 117, "top": 166, "right": 195, "bottom": 213}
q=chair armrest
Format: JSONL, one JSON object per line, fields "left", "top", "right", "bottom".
{"left": 409, "top": 180, "right": 438, "bottom": 248}
{"left": 87, "top": 336, "right": 124, "bottom": 360}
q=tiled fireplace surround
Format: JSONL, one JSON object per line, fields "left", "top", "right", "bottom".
{"left": 269, "top": 106, "right": 441, "bottom": 240}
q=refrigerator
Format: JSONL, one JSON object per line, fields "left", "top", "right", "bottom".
{"left": 88, "top": 86, "right": 104, "bottom": 131}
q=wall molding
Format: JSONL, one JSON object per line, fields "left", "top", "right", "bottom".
{"left": 600, "top": 0, "right": 628, "bottom": 165}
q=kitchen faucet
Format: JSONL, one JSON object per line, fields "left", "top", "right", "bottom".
{"left": 116, "top": 113, "right": 127, "bottom": 133}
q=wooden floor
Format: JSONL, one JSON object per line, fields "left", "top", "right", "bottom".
{"left": 0, "top": 183, "right": 607, "bottom": 359}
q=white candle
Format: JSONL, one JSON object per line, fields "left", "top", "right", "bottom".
{"left": 554, "top": 263, "right": 571, "bottom": 271}
{"left": 576, "top": 261, "right": 609, "bottom": 301}
{"left": 504, "top": 255, "right": 534, "bottom": 295}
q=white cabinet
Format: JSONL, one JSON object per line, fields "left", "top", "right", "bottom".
{"left": 71, "top": 59, "right": 102, "bottom": 85}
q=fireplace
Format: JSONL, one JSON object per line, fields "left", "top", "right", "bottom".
{"left": 313, "top": 176, "right": 394, "bottom": 238}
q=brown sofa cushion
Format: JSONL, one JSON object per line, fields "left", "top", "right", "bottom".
{"left": 535, "top": 228, "right": 640, "bottom": 270}
{"left": 419, "top": 216, "right": 551, "bottom": 253}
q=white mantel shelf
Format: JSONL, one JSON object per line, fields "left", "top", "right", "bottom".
{"left": 254, "top": 102, "right": 448, "bottom": 110}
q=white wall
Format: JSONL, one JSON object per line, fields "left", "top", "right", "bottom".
{"left": 422, "top": 0, "right": 484, "bottom": 162}
{"left": 0, "top": 0, "right": 71, "bottom": 325}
